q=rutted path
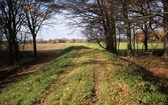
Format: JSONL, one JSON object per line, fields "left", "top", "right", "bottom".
{"left": 38, "top": 49, "right": 115, "bottom": 105}
{"left": 91, "top": 51, "right": 112, "bottom": 104}
{"left": 36, "top": 49, "right": 84, "bottom": 105}
{"left": 1, "top": 46, "right": 167, "bottom": 105}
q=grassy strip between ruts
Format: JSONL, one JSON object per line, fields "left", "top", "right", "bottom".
{"left": 46, "top": 47, "right": 94, "bottom": 105}
{"left": 0, "top": 46, "right": 167, "bottom": 105}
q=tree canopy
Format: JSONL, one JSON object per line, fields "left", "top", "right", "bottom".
{"left": 0, "top": 0, "right": 168, "bottom": 65}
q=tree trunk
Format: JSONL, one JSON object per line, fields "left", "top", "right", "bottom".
{"left": 33, "top": 34, "right": 37, "bottom": 57}
{"left": 105, "top": 28, "right": 117, "bottom": 53}
{"left": 143, "top": 37, "right": 148, "bottom": 51}
{"left": 143, "top": 25, "right": 148, "bottom": 51}
{"left": 106, "top": 34, "right": 114, "bottom": 53}
{"left": 8, "top": 41, "right": 13, "bottom": 65}
{"left": 127, "top": 22, "right": 132, "bottom": 56}
{"left": 13, "top": 40, "right": 20, "bottom": 61}
{"left": 164, "top": 36, "right": 168, "bottom": 59}
{"left": 123, "top": 0, "right": 132, "bottom": 57}
{"left": 0, "top": 33, "right": 2, "bottom": 53}
{"left": 163, "top": 0, "right": 168, "bottom": 59}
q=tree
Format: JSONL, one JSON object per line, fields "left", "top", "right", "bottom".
{"left": 0, "top": 13, "right": 3, "bottom": 53}
{"left": 162, "top": 0, "right": 168, "bottom": 59}
{"left": 22, "top": 0, "right": 54, "bottom": 57}
{"left": 0, "top": 0, "right": 23, "bottom": 64}
{"left": 60, "top": 0, "right": 166, "bottom": 56}
{"left": 63, "top": 0, "right": 117, "bottom": 53}
{"left": 122, "top": 0, "right": 132, "bottom": 56}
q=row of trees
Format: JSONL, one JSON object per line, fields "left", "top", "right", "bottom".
{"left": 37, "top": 38, "right": 87, "bottom": 43}
{"left": 61, "top": 0, "right": 168, "bottom": 57}
{"left": 1, "top": 0, "right": 168, "bottom": 65}
{"left": 0, "top": 0, "right": 59, "bottom": 64}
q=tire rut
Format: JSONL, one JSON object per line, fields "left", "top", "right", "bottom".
{"left": 36, "top": 73, "right": 72, "bottom": 105}
{"left": 36, "top": 49, "right": 83, "bottom": 105}
{"left": 91, "top": 52, "right": 108, "bottom": 104}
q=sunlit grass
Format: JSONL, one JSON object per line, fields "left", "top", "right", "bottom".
{"left": 0, "top": 46, "right": 78, "bottom": 105}
{"left": 118, "top": 42, "right": 163, "bottom": 50}
{"left": 58, "top": 42, "right": 163, "bottom": 51}
{"left": 103, "top": 51, "right": 167, "bottom": 104}
{"left": 56, "top": 42, "right": 104, "bottom": 50}
{"left": 48, "top": 49, "right": 94, "bottom": 105}
{"left": 0, "top": 45, "right": 167, "bottom": 105}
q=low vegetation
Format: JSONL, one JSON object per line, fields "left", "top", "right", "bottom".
{"left": 0, "top": 45, "right": 167, "bottom": 105}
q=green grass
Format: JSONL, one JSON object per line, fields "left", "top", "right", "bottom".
{"left": 58, "top": 42, "right": 164, "bottom": 57}
{"left": 0, "top": 46, "right": 78, "bottom": 105}
{"left": 59, "top": 42, "right": 164, "bottom": 50}
{"left": 58, "top": 42, "right": 104, "bottom": 50}
{"left": 117, "top": 42, "right": 163, "bottom": 50}
{"left": 99, "top": 50, "right": 167, "bottom": 104}
{"left": 48, "top": 49, "right": 94, "bottom": 105}
{"left": 0, "top": 45, "right": 167, "bottom": 105}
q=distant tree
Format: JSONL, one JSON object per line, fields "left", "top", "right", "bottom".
{"left": 48, "top": 39, "right": 52, "bottom": 43}
{"left": 55, "top": 38, "right": 59, "bottom": 43}
{"left": 51, "top": 39, "right": 56, "bottom": 44}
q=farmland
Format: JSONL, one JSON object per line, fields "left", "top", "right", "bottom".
{"left": 0, "top": 43, "right": 167, "bottom": 105}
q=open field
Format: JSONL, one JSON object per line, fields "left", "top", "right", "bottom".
{"left": 22, "top": 43, "right": 104, "bottom": 51}
{"left": 22, "top": 42, "right": 163, "bottom": 51}
{"left": 118, "top": 42, "right": 164, "bottom": 50}
{"left": 0, "top": 46, "right": 167, "bottom": 105}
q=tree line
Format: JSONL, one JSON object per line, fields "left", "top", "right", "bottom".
{"left": 37, "top": 38, "right": 87, "bottom": 43}
{"left": 62, "top": 0, "right": 168, "bottom": 57}
{"left": 1, "top": 0, "right": 168, "bottom": 65}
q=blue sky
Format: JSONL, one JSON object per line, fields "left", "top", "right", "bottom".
{"left": 37, "top": 14, "right": 84, "bottom": 40}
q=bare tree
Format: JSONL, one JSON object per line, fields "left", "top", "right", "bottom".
{"left": 62, "top": 0, "right": 118, "bottom": 53}
{"left": 22, "top": 0, "right": 54, "bottom": 57}
{"left": 121, "top": 0, "right": 132, "bottom": 56}
{"left": 0, "top": 0, "right": 24, "bottom": 64}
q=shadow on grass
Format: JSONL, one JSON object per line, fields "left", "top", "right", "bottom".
{"left": 117, "top": 49, "right": 164, "bottom": 56}
{"left": 0, "top": 49, "right": 60, "bottom": 89}
{"left": 0, "top": 46, "right": 91, "bottom": 89}
{"left": 119, "top": 57, "right": 168, "bottom": 95}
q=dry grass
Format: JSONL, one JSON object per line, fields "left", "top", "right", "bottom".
{"left": 20, "top": 43, "right": 65, "bottom": 51}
